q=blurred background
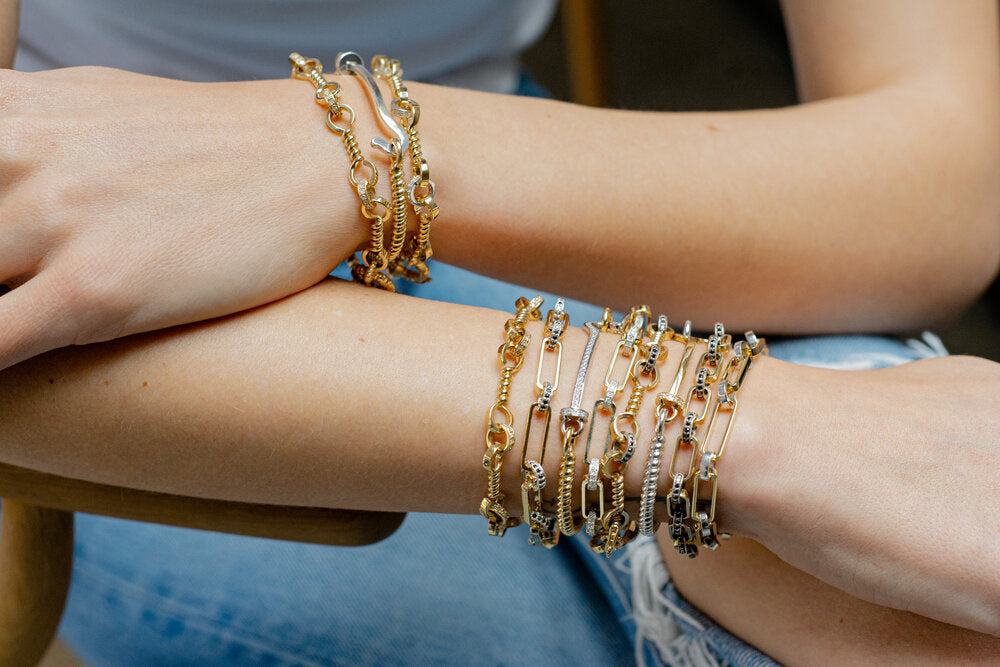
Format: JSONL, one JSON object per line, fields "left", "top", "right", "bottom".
{"left": 522, "top": 0, "right": 1000, "bottom": 362}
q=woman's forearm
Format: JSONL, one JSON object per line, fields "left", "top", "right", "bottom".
{"left": 0, "top": 280, "right": 514, "bottom": 511}
{"left": 0, "top": 281, "right": 705, "bottom": 518}
{"left": 408, "top": 78, "right": 998, "bottom": 333}
{"left": 2, "top": 279, "right": 999, "bottom": 640}
{"left": 352, "top": 1, "right": 999, "bottom": 333}
{"left": 2, "top": 1, "right": 996, "bottom": 371}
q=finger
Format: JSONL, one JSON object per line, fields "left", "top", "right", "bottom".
{"left": 0, "top": 275, "right": 77, "bottom": 371}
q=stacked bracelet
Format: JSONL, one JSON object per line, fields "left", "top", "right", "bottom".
{"left": 666, "top": 324, "right": 732, "bottom": 557}
{"left": 289, "top": 51, "right": 438, "bottom": 290}
{"left": 555, "top": 321, "right": 602, "bottom": 537}
{"left": 580, "top": 309, "right": 638, "bottom": 540}
{"left": 689, "top": 332, "right": 766, "bottom": 550}
{"left": 480, "top": 297, "right": 766, "bottom": 561}
{"left": 593, "top": 307, "right": 660, "bottom": 557}
{"left": 639, "top": 320, "right": 694, "bottom": 536}
{"left": 373, "top": 56, "right": 438, "bottom": 283}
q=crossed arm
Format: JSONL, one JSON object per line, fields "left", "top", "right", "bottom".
{"left": 1, "top": 0, "right": 999, "bottom": 660}
{"left": 0, "top": 279, "right": 998, "bottom": 661}
{"left": 0, "top": 0, "right": 997, "bottom": 370}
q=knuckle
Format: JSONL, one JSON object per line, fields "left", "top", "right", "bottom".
{"left": 3, "top": 172, "right": 57, "bottom": 221}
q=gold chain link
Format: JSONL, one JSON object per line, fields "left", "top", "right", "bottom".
{"left": 480, "top": 296, "right": 544, "bottom": 537}
{"left": 519, "top": 299, "right": 568, "bottom": 548}
{"left": 289, "top": 52, "right": 396, "bottom": 292}
{"left": 688, "top": 332, "right": 767, "bottom": 551}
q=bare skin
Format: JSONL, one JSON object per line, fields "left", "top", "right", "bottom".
{"left": 0, "top": 0, "right": 997, "bottom": 370}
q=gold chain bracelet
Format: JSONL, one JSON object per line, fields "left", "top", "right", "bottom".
{"left": 332, "top": 53, "right": 410, "bottom": 277}
{"left": 373, "top": 56, "right": 438, "bottom": 283}
{"left": 591, "top": 306, "right": 654, "bottom": 557}
{"left": 289, "top": 52, "right": 395, "bottom": 291}
{"left": 519, "top": 298, "right": 568, "bottom": 548}
{"left": 666, "top": 324, "right": 732, "bottom": 557}
{"left": 639, "top": 320, "right": 694, "bottom": 536}
{"left": 579, "top": 309, "right": 637, "bottom": 539}
{"left": 481, "top": 296, "right": 544, "bottom": 537}
{"left": 688, "top": 331, "right": 767, "bottom": 550}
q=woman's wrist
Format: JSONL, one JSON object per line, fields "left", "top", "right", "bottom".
{"left": 270, "top": 76, "right": 373, "bottom": 258}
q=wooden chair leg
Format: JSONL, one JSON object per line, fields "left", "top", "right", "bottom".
{"left": 561, "top": 0, "right": 610, "bottom": 107}
{"left": 0, "top": 502, "right": 74, "bottom": 667}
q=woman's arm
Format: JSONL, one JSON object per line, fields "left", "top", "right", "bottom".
{"left": 665, "top": 537, "right": 1000, "bottom": 665}
{"left": 0, "top": 0, "right": 16, "bottom": 68}
{"left": 0, "top": 0, "right": 997, "bottom": 369}
{"left": 425, "top": 0, "right": 1000, "bottom": 332}
{"left": 1, "top": 279, "right": 998, "bottom": 641}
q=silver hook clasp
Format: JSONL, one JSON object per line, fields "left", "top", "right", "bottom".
{"left": 335, "top": 52, "right": 409, "bottom": 158}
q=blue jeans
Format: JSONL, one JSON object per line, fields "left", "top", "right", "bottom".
{"left": 55, "top": 262, "right": 942, "bottom": 665}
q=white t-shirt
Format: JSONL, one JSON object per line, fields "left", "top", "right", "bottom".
{"left": 15, "top": 0, "right": 555, "bottom": 93}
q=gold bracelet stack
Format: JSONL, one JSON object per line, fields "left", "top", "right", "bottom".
{"left": 288, "top": 51, "right": 438, "bottom": 291}
{"left": 480, "top": 296, "right": 766, "bottom": 560}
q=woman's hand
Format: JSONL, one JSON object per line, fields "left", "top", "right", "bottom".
{"left": 726, "top": 355, "right": 1000, "bottom": 636}
{"left": 0, "top": 66, "right": 367, "bottom": 370}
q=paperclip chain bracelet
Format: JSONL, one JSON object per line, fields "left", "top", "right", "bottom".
{"left": 579, "top": 309, "right": 634, "bottom": 540}
{"left": 289, "top": 52, "right": 395, "bottom": 291}
{"left": 519, "top": 298, "right": 568, "bottom": 548}
{"left": 688, "top": 331, "right": 767, "bottom": 551}
{"left": 480, "top": 296, "right": 544, "bottom": 537}
{"left": 666, "top": 324, "right": 732, "bottom": 557}
{"left": 587, "top": 306, "right": 649, "bottom": 558}
{"left": 592, "top": 307, "right": 655, "bottom": 557}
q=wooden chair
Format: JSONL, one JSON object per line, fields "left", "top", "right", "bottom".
{"left": 0, "top": 462, "right": 404, "bottom": 666}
